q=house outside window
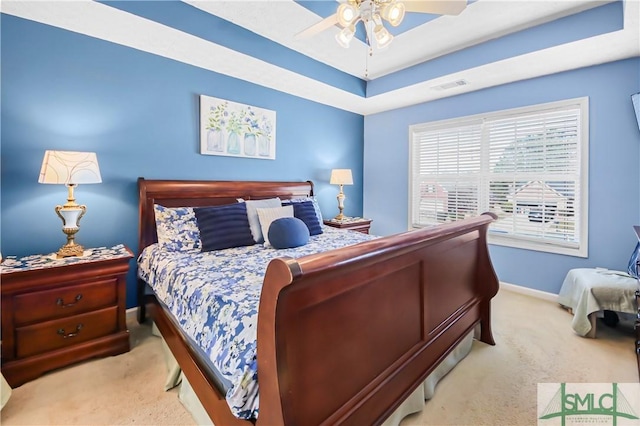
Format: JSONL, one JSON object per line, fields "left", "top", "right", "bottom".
{"left": 409, "top": 97, "right": 589, "bottom": 257}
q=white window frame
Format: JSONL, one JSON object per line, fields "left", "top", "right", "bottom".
{"left": 408, "top": 97, "right": 589, "bottom": 257}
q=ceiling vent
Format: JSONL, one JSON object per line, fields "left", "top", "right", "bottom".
{"left": 431, "top": 79, "right": 469, "bottom": 91}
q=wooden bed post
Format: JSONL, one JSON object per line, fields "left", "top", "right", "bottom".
{"left": 257, "top": 212, "right": 499, "bottom": 425}
{"left": 478, "top": 212, "right": 499, "bottom": 346}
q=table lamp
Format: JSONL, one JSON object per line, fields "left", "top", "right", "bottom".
{"left": 330, "top": 168, "right": 353, "bottom": 221}
{"left": 38, "top": 150, "right": 102, "bottom": 258}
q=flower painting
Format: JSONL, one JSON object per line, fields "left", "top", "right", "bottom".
{"left": 200, "top": 95, "right": 276, "bottom": 160}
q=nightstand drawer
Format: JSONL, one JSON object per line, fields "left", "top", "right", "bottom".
{"left": 15, "top": 306, "right": 118, "bottom": 358}
{"left": 347, "top": 224, "right": 371, "bottom": 234}
{"left": 13, "top": 278, "right": 118, "bottom": 326}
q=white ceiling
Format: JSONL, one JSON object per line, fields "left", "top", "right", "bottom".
{"left": 2, "top": 0, "right": 639, "bottom": 115}
{"left": 186, "top": 0, "right": 616, "bottom": 80}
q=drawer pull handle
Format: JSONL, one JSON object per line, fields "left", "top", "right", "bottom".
{"left": 57, "top": 323, "right": 83, "bottom": 339}
{"left": 56, "top": 294, "right": 82, "bottom": 308}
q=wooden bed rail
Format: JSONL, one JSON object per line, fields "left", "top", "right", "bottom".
{"left": 257, "top": 213, "right": 498, "bottom": 425}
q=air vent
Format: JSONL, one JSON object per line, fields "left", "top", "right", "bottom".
{"left": 431, "top": 79, "right": 469, "bottom": 91}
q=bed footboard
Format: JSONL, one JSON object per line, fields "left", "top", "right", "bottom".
{"left": 256, "top": 213, "right": 498, "bottom": 425}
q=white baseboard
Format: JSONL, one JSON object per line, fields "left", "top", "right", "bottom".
{"left": 126, "top": 307, "right": 138, "bottom": 321}
{"left": 499, "top": 281, "right": 558, "bottom": 303}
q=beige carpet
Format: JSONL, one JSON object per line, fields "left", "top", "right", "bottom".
{"left": 1, "top": 288, "right": 637, "bottom": 425}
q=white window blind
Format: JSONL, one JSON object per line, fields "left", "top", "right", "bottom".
{"left": 409, "top": 98, "right": 588, "bottom": 257}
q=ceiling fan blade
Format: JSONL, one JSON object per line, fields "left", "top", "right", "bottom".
{"left": 295, "top": 14, "right": 339, "bottom": 39}
{"left": 403, "top": 0, "right": 467, "bottom": 15}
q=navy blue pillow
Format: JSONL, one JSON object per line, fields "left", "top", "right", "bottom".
{"left": 268, "top": 217, "right": 310, "bottom": 249}
{"left": 290, "top": 201, "right": 323, "bottom": 236}
{"left": 194, "top": 203, "right": 255, "bottom": 252}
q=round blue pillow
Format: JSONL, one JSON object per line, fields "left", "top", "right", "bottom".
{"left": 268, "top": 217, "right": 310, "bottom": 249}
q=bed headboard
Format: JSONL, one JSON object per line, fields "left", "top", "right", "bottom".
{"left": 137, "top": 177, "right": 314, "bottom": 253}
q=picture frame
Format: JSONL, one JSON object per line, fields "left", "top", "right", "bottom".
{"left": 200, "top": 95, "right": 276, "bottom": 160}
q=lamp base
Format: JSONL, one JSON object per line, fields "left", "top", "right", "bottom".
{"left": 335, "top": 186, "right": 346, "bottom": 222}
{"left": 56, "top": 242, "right": 85, "bottom": 259}
{"left": 55, "top": 201, "right": 87, "bottom": 259}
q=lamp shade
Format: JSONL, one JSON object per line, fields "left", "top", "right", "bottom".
{"left": 374, "top": 26, "right": 394, "bottom": 49}
{"left": 38, "top": 150, "right": 102, "bottom": 185}
{"left": 336, "top": 25, "right": 356, "bottom": 48}
{"left": 337, "top": 3, "right": 358, "bottom": 27}
{"left": 381, "top": 1, "right": 405, "bottom": 27}
{"left": 330, "top": 169, "right": 353, "bottom": 185}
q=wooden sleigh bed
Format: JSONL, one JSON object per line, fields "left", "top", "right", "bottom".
{"left": 136, "top": 178, "right": 499, "bottom": 425}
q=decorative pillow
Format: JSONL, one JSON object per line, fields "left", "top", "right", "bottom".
{"left": 256, "top": 205, "right": 294, "bottom": 246}
{"left": 291, "top": 201, "right": 323, "bottom": 236}
{"left": 154, "top": 204, "right": 201, "bottom": 251}
{"left": 282, "top": 197, "right": 323, "bottom": 224}
{"left": 268, "top": 217, "right": 310, "bottom": 249}
{"left": 239, "top": 197, "right": 282, "bottom": 243}
{"left": 194, "top": 203, "right": 255, "bottom": 252}
{"left": 628, "top": 242, "right": 640, "bottom": 279}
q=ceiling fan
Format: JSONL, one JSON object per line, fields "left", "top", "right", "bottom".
{"left": 296, "top": 0, "right": 467, "bottom": 49}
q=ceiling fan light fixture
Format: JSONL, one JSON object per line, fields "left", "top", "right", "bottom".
{"left": 374, "top": 25, "right": 393, "bottom": 49}
{"left": 381, "top": 1, "right": 405, "bottom": 27}
{"left": 336, "top": 25, "right": 356, "bottom": 48}
{"left": 337, "top": 3, "right": 358, "bottom": 27}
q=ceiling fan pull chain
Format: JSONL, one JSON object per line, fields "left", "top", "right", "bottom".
{"left": 365, "top": 44, "right": 373, "bottom": 79}
{"left": 365, "top": 50, "right": 368, "bottom": 79}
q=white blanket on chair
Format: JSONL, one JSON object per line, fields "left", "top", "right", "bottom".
{"left": 557, "top": 268, "right": 637, "bottom": 336}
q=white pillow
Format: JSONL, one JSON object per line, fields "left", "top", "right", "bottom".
{"left": 256, "top": 205, "right": 294, "bottom": 246}
{"left": 240, "top": 197, "right": 282, "bottom": 243}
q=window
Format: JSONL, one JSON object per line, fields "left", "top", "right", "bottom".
{"left": 409, "top": 98, "right": 588, "bottom": 257}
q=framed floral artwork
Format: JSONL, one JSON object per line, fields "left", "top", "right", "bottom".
{"left": 200, "top": 95, "right": 276, "bottom": 160}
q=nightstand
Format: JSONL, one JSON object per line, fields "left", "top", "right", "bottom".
{"left": 323, "top": 217, "right": 372, "bottom": 234}
{"left": 1, "top": 245, "right": 133, "bottom": 387}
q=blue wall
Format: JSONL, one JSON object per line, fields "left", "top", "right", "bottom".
{"left": 364, "top": 58, "right": 640, "bottom": 294}
{"left": 0, "top": 15, "right": 365, "bottom": 307}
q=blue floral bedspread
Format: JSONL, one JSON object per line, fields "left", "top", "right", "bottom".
{"left": 137, "top": 226, "right": 376, "bottom": 419}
